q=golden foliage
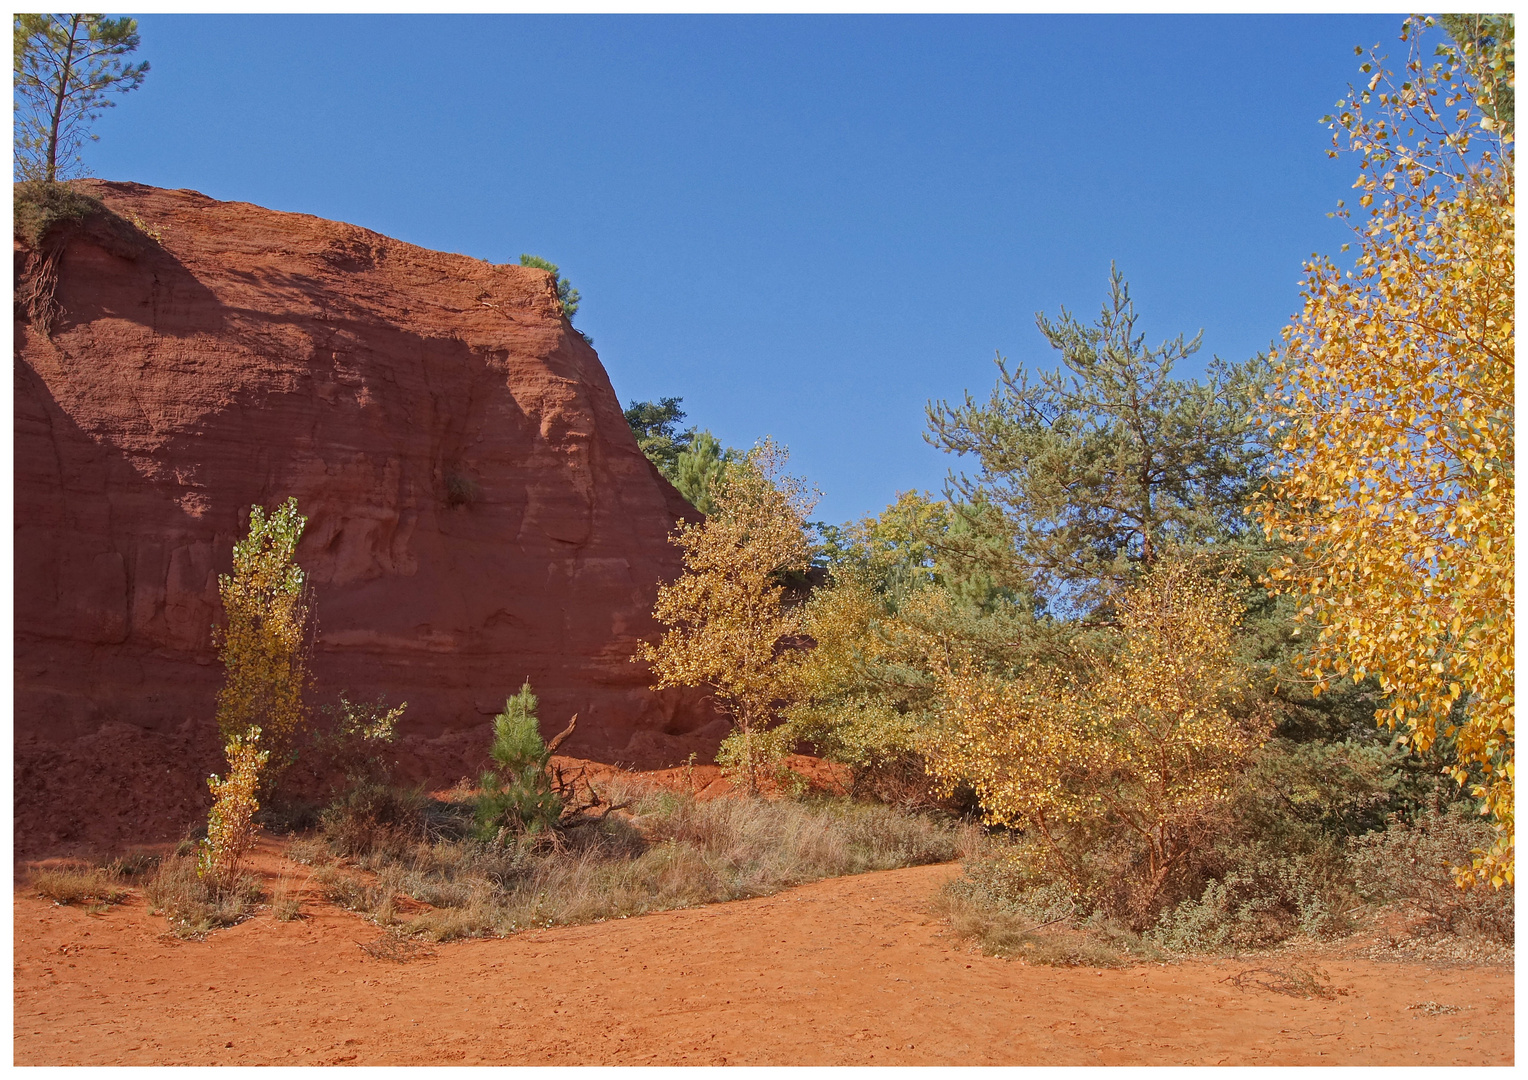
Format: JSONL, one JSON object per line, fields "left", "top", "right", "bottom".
{"left": 786, "top": 571, "right": 934, "bottom": 772}
{"left": 215, "top": 498, "right": 313, "bottom": 781}
{"left": 1254, "top": 19, "right": 1514, "bottom": 885}
{"left": 927, "top": 562, "right": 1269, "bottom": 910}
{"left": 198, "top": 727, "right": 268, "bottom": 889}
{"left": 637, "top": 439, "right": 816, "bottom": 792}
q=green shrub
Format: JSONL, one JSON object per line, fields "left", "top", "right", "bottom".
{"left": 313, "top": 691, "right": 406, "bottom": 787}
{"left": 444, "top": 472, "right": 479, "bottom": 509}
{"left": 518, "top": 254, "right": 582, "bottom": 324}
{"left": 1150, "top": 841, "right": 1352, "bottom": 953}
{"left": 321, "top": 780, "right": 426, "bottom": 858}
{"left": 936, "top": 734, "right": 1450, "bottom": 958}
{"left": 715, "top": 725, "right": 792, "bottom": 791}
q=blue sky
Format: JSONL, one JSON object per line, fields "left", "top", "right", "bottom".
{"left": 87, "top": 13, "right": 1405, "bottom": 525}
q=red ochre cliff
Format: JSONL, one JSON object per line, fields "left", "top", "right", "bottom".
{"left": 14, "top": 180, "right": 721, "bottom": 854}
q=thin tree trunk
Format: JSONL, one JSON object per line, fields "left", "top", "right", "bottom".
{"left": 45, "top": 16, "right": 84, "bottom": 183}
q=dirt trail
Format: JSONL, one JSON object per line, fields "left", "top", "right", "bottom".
{"left": 14, "top": 856, "right": 1512, "bottom": 1066}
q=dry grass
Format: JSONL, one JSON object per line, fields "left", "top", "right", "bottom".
{"left": 358, "top": 932, "right": 435, "bottom": 963}
{"left": 311, "top": 778, "right": 975, "bottom": 941}
{"left": 144, "top": 855, "right": 264, "bottom": 939}
{"left": 13, "top": 180, "right": 105, "bottom": 248}
{"left": 30, "top": 865, "right": 129, "bottom": 908}
{"left": 932, "top": 885, "right": 1153, "bottom": 967}
{"left": 270, "top": 874, "right": 306, "bottom": 921}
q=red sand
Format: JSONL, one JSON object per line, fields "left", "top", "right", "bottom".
{"left": 13, "top": 841, "right": 1512, "bottom": 1066}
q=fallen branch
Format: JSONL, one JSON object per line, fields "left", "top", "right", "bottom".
{"left": 1223, "top": 966, "right": 1346, "bottom": 1000}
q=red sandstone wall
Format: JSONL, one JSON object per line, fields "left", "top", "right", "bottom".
{"left": 13, "top": 181, "right": 722, "bottom": 852}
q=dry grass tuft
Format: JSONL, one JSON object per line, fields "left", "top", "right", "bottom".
{"left": 144, "top": 854, "right": 263, "bottom": 939}
{"left": 359, "top": 932, "right": 435, "bottom": 963}
{"left": 1408, "top": 1000, "right": 1461, "bottom": 1015}
{"left": 932, "top": 885, "right": 1148, "bottom": 967}
{"left": 270, "top": 875, "right": 305, "bottom": 921}
{"left": 31, "top": 865, "right": 129, "bottom": 908}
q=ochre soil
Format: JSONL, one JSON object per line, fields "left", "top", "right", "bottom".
{"left": 14, "top": 841, "right": 1513, "bottom": 1066}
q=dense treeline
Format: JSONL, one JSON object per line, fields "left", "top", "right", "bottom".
{"left": 634, "top": 15, "right": 1513, "bottom": 955}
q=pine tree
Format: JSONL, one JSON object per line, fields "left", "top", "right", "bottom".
{"left": 925, "top": 265, "right": 1269, "bottom": 613}
{"left": 475, "top": 683, "right": 564, "bottom": 839}
{"left": 13, "top": 14, "right": 149, "bottom": 182}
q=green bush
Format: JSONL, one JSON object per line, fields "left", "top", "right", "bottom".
{"left": 1149, "top": 841, "right": 1352, "bottom": 952}
{"left": 313, "top": 691, "right": 406, "bottom": 787}
{"left": 715, "top": 725, "right": 792, "bottom": 791}
{"left": 321, "top": 780, "right": 427, "bottom": 858}
{"left": 938, "top": 732, "right": 1486, "bottom": 958}
{"left": 519, "top": 254, "right": 582, "bottom": 324}
{"left": 444, "top": 472, "right": 479, "bottom": 509}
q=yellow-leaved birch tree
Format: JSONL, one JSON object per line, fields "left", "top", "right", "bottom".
{"left": 1255, "top": 17, "right": 1514, "bottom": 886}
{"left": 637, "top": 440, "right": 817, "bottom": 793}
{"left": 215, "top": 497, "right": 313, "bottom": 792}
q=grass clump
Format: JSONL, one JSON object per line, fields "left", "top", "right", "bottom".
{"left": 934, "top": 840, "right": 1159, "bottom": 966}
{"left": 270, "top": 875, "right": 305, "bottom": 921}
{"left": 30, "top": 865, "right": 129, "bottom": 908}
{"left": 13, "top": 179, "right": 104, "bottom": 249}
{"left": 144, "top": 854, "right": 263, "bottom": 939}
{"left": 312, "top": 778, "right": 973, "bottom": 942}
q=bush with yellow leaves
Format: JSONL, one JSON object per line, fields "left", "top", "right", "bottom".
{"left": 928, "top": 561, "right": 1271, "bottom": 927}
{"left": 637, "top": 439, "right": 817, "bottom": 793}
{"left": 214, "top": 497, "right": 313, "bottom": 791}
{"left": 197, "top": 727, "right": 269, "bottom": 890}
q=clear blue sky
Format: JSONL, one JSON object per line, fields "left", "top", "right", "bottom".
{"left": 88, "top": 13, "right": 1405, "bottom": 525}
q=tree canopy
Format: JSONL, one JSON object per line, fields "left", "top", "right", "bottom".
{"left": 13, "top": 14, "right": 148, "bottom": 182}
{"left": 519, "top": 253, "right": 583, "bottom": 327}
{"left": 1255, "top": 16, "right": 1514, "bottom": 886}
{"left": 926, "top": 266, "right": 1269, "bottom": 613}
{"left": 625, "top": 396, "right": 739, "bottom": 515}
{"left": 636, "top": 440, "right": 816, "bottom": 792}
{"left": 624, "top": 396, "right": 695, "bottom": 476}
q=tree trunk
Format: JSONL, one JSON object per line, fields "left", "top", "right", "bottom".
{"left": 45, "top": 16, "right": 85, "bottom": 183}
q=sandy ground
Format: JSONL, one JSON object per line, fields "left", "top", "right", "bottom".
{"left": 13, "top": 843, "right": 1513, "bottom": 1066}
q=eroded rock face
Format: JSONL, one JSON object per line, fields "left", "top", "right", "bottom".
{"left": 14, "top": 181, "right": 722, "bottom": 852}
